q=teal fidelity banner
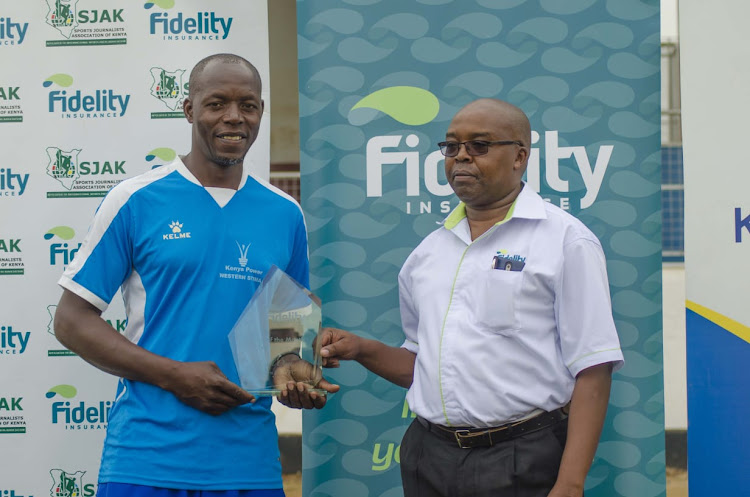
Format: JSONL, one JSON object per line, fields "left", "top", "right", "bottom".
{"left": 298, "top": 1, "right": 662, "bottom": 496}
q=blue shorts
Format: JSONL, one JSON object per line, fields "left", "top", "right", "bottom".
{"left": 97, "top": 483, "right": 285, "bottom": 497}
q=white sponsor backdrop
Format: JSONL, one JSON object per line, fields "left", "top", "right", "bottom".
{"left": 0, "top": 1, "right": 269, "bottom": 494}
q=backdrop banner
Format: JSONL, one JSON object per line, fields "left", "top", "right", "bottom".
{"left": 0, "top": 1, "right": 269, "bottom": 495}
{"left": 680, "top": 1, "right": 750, "bottom": 494}
{"left": 298, "top": 1, "right": 664, "bottom": 496}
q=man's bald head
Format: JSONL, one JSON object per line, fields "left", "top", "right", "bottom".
{"left": 453, "top": 99, "right": 531, "bottom": 149}
{"left": 188, "top": 53, "right": 261, "bottom": 98}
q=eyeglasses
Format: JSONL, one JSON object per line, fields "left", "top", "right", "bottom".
{"left": 437, "top": 140, "right": 525, "bottom": 157}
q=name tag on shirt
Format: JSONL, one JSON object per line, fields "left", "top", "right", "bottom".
{"left": 492, "top": 255, "right": 526, "bottom": 272}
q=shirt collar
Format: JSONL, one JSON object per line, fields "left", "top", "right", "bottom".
{"left": 174, "top": 156, "right": 248, "bottom": 190}
{"left": 443, "top": 182, "right": 548, "bottom": 230}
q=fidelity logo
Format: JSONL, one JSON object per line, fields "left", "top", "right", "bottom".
{"left": 0, "top": 16, "right": 29, "bottom": 46}
{"left": 354, "top": 87, "right": 613, "bottom": 212}
{"left": 0, "top": 396, "right": 26, "bottom": 434}
{"left": 45, "top": 0, "right": 128, "bottom": 47}
{"left": 45, "top": 74, "right": 131, "bottom": 119}
{"left": 46, "top": 146, "right": 127, "bottom": 198}
{"left": 0, "top": 85, "right": 23, "bottom": 123}
{"left": 50, "top": 468, "right": 97, "bottom": 497}
{"left": 0, "top": 325, "right": 30, "bottom": 356}
{"left": 146, "top": 1, "right": 233, "bottom": 41}
{"left": 0, "top": 238, "right": 24, "bottom": 276}
{"left": 45, "top": 226, "right": 81, "bottom": 267}
{"left": 47, "top": 385, "right": 110, "bottom": 431}
{"left": 0, "top": 168, "right": 30, "bottom": 198}
{"left": 150, "top": 66, "right": 188, "bottom": 119}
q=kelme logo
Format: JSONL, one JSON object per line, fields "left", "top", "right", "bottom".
{"left": 47, "top": 385, "right": 111, "bottom": 431}
{"left": 50, "top": 468, "right": 97, "bottom": 497}
{"left": 46, "top": 147, "right": 126, "bottom": 198}
{"left": 350, "top": 87, "right": 439, "bottom": 126}
{"left": 45, "top": 226, "right": 80, "bottom": 267}
{"left": 45, "top": 0, "right": 127, "bottom": 47}
{"left": 162, "top": 220, "right": 191, "bottom": 241}
{"left": 149, "top": 67, "right": 188, "bottom": 118}
{"left": 146, "top": 148, "right": 177, "bottom": 168}
{"left": 45, "top": 74, "right": 131, "bottom": 119}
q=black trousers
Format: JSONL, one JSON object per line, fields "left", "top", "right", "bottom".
{"left": 400, "top": 416, "right": 568, "bottom": 497}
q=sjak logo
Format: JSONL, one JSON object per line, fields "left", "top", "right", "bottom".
{"left": 46, "top": 146, "right": 126, "bottom": 192}
{"left": 46, "top": 0, "right": 125, "bottom": 39}
{"left": 150, "top": 67, "right": 187, "bottom": 111}
{"left": 50, "top": 468, "right": 96, "bottom": 497}
{"left": 45, "top": 0, "right": 79, "bottom": 38}
{"left": 354, "top": 86, "right": 613, "bottom": 212}
{"left": 47, "top": 147, "right": 81, "bottom": 190}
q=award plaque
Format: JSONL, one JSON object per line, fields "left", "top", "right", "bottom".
{"left": 228, "top": 265, "right": 325, "bottom": 396}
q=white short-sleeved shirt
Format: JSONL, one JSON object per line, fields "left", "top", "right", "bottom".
{"left": 399, "top": 184, "right": 624, "bottom": 428}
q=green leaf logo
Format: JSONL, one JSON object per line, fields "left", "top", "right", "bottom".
{"left": 43, "top": 74, "right": 74, "bottom": 88}
{"left": 46, "top": 384, "right": 77, "bottom": 399}
{"left": 44, "top": 226, "right": 76, "bottom": 241}
{"left": 146, "top": 148, "right": 177, "bottom": 162}
{"left": 351, "top": 86, "right": 439, "bottom": 126}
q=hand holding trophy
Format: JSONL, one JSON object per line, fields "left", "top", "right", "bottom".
{"left": 228, "top": 265, "right": 338, "bottom": 408}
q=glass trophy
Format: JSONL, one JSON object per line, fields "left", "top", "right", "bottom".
{"left": 228, "top": 265, "right": 325, "bottom": 396}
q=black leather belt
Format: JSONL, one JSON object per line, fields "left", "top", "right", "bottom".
{"left": 417, "top": 408, "right": 568, "bottom": 449}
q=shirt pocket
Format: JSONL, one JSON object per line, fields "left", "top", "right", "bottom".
{"left": 474, "top": 268, "right": 523, "bottom": 334}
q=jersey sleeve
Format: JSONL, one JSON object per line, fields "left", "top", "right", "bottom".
{"left": 57, "top": 187, "right": 134, "bottom": 312}
{"left": 555, "top": 236, "right": 624, "bottom": 377}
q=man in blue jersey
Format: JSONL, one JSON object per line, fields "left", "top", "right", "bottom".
{"left": 54, "top": 53, "right": 338, "bottom": 496}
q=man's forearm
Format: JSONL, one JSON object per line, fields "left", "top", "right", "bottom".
{"left": 54, "top": 290, "right": 180, "bottom": 388}
{"left": 357, "top": 338, "right": 416, "bottom": 389}
{"left": 550, "top": 363, "right": 613, "bottom": 496}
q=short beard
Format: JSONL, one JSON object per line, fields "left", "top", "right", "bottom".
{"left": 213, "top": 156, "right": 244, "bottom": 167}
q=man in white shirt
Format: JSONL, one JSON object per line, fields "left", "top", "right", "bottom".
{"left": 320, "top": 98, "right": 624, "bottom": 497}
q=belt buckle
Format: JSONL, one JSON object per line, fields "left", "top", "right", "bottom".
{"left": 454, "top": 429, "right": 472, "bottom": 449}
